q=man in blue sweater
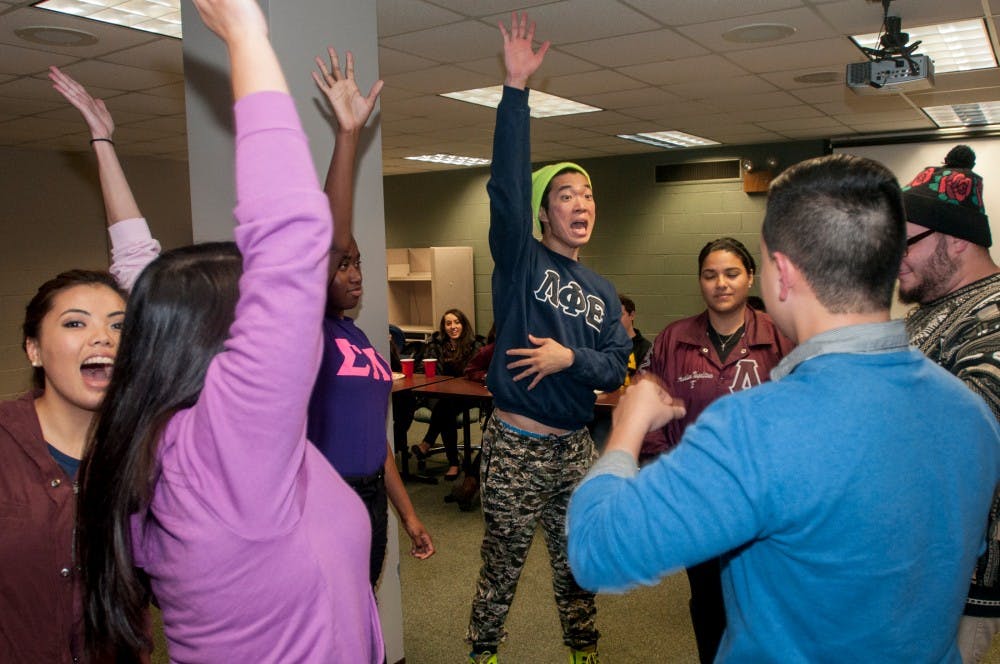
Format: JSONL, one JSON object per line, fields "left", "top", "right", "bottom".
{"left": 466, "top": 12, "right": 630, "bottom": 664}
{"left": 568, "top": 154, "right": 1000, "bottom": 662}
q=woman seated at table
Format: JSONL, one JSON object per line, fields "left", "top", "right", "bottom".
{"left": 410, "top": 308, "right": 482, "bottom": 480}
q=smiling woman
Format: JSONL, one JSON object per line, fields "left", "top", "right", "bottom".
{"left": 0, "top": 269, "right": 127, "bottom": 664}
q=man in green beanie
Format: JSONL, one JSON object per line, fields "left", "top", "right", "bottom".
{"left": 900, "top": 145, "right": 1000, "bottom": 662}
{"left": 465, "top": 12, "right": 630, "bottom": 664}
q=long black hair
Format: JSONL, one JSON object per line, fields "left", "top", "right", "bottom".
{"left": 77, "top": 242, "right": 242, "bottom": 661}
{"left": 22, "top": 270, "right": 125, "bottom": 390}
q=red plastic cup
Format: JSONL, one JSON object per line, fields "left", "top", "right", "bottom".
{"left": 400, "top": 358, "right": 414, "bottom": 378}
{"left": 423, "top": 358, "right": 437, "bottom": 378}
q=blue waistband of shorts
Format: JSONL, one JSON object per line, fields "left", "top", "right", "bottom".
{"left": 495, "top": 416, "right": 582, "bottom": 440}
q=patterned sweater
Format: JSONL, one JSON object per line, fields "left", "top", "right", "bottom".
{"left": 907, "top": 272, "right": 1000, "bottom": 616}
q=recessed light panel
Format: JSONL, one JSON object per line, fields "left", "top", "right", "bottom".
{"left": 852, "top": 19, "right": 996, "bottom": 74}
{"left": 923, "top": 102, "right": 1000, "bottom": 128}
{"left": 34, "top": 0, "right": 182, "bottom": 39}
{"left": 722, "top": 23, "right": 796, "bottom": 44}
{"left": 441, "top": 86, "right": 601, "bottom": 118}
{"left": 404, "top": 154, "right": 491, "bottom": 166}
{"left": 617, "top": 131, "right": 720, "bottom": 149}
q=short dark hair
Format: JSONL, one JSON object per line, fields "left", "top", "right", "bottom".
{"left": 762, "top": 154, "right": 905, "bottom": 313}
{"left": 619, "top": 294, "right": 635, "bottom": 314}
{"left": 698, "top": 238, "right": 756, "bottom": 275}
{"left": 22, "top": 270, "right": 126, "bottom": 390}
{"left": 78, "top": 241, "right": 242, "bottom": 659}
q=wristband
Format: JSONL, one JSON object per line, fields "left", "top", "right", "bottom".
{"left": 89, "top": 137, "right": 114, "bottom": 146}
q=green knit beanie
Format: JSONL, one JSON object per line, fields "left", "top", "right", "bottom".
{"left": 531, "top": 162, "right": 592, "bottom": 231}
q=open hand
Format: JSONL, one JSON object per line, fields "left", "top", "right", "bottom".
{"left": 49, "top": 66, "right": 114, "bottom": 140}
{"left": 506, "top": 334, "right": 573, "bottom": 390}
{"left": 499, "top": 11, "right": 550, "bottom": 89}
{"left": 312, "top": 48, "right": 383, "bottom": 134}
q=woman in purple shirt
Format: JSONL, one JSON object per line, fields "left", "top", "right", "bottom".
{"left": 76, "top": 1, "right": 382, "bottom": 661}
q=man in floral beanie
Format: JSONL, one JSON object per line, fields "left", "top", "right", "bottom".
{"left": 900, "top": 144, "right": 1000, "bottom": 662}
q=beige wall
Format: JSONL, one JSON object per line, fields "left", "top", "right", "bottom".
{"left": 0, "top": 146, "right": 191, "bottom": 399}
{"left": 384, "top": 140, "right": 826, "bottom": 340}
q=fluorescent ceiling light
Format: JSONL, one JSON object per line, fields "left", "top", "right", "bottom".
{"left": 617, "top": 131, "right": 720, "bottom": 149}
{"left": 33, "top": 0, "right": 182, "bottom": 39}
{"left": 852, "top": 19, "right": 996, "bottom": 73}
{"left": 923, "top": 102, "right": 1000, "bottom": 128}
{"left": 441, "top": 86, "right": 601, "bottom": 118}
{"left": 404, "top": 154, "right": 491, "bottom": 166}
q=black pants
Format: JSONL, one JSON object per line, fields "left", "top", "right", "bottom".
{"left": 424, "top": 398, "right": 463, "bottom": 467}
{"left": 343, "top": 469, "right": 388, "bottom": 589}
{"left": 687, "top": 558, "right": 726, "bottom": 664}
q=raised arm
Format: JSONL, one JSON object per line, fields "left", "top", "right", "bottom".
{"left": 49, "top": 66, "right": 141, "bottom": 225}
{"left": 312, "top": 47, "right": 383, "bottom": 256}
{"left": 49, "top": 66, "right": 160, "bottom": 291}
{"left": 183, "top": 0, "right": 331, "bottom": 532}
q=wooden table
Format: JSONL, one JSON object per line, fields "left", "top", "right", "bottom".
{"left": 594, "top": 388, "right": 623, "bottom": 410}
{"left": 391, "top": 374, "right": 457, "bottom": 483}
{"left": 412, "top": 377, "right": 492, "bottom": 473}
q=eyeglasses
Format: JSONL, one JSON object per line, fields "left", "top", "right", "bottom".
{"left": 905, "top": 229, "right": 936, "bottom": 255}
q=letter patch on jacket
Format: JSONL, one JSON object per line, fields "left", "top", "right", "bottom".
{"left": 533, "top": 269, "right": 606, "bottom": 332}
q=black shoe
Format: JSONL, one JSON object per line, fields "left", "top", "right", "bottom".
{"left": 444, "top": 470, "right": 460, "bottom": 481}
{"left": 410, "top": 444, "right": 428, "bottom": 461}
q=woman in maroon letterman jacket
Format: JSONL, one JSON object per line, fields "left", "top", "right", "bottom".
{"left": 640, "top": 237, "right": 794, "bottom": 664}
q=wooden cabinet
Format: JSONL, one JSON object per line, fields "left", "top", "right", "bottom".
{"left": 386, "top": 246, "right": 475, "bottom": 336}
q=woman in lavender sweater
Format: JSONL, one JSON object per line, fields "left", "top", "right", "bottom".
{"left": 76, "top": 0, "right": 382, "bottom": 661}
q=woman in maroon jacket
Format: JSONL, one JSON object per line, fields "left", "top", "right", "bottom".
{"left": 640, "top": 237, "right": 794, "bottom": 664}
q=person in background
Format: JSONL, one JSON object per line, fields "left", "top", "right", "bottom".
{"left": 568, "top": 154, "right": 1000, "bottom": 662}
{"left": 410, "top": 308, "right": 483, "bottom": 480}
{"left": 466, "top": 13, "right": 631, "bottom": 664}
{"left": 307, "top": 45, "right": 433, "bottom": 588}
{"left": 0, "top": 67, "right": 161, "bottom": 664}
{"left": 618, "top": 295, "right": 651, "bottom": 382}
{"left": 639, "top": 236, "right": 792, "bottom": 662}
{"left": 898, "top": 145, "right": 1000, "bottom": 662}
{"left": 76, "top": 1, "right": 383, "bottom": 660}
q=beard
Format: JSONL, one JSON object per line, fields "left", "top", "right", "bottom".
{"left": 898, "top": 238, "right": 958, "bottom": 305}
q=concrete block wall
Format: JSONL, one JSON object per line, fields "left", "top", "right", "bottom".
{"left": 384, "top": 139, "right": 826, "bottom": 339}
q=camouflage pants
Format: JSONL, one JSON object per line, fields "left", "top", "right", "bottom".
{"left": 466, "top": 415, "right": 599, "bottom": 650}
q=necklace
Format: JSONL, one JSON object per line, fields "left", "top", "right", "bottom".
{"left": 708, "top": 324, "right": 745, "bottom": 353}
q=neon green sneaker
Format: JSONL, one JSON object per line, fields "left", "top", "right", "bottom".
{"left": 569, "top": 648, "right": 600, "bottom": 664}
{"left": 468, "top": 651, "right": 497, "bottom": 664}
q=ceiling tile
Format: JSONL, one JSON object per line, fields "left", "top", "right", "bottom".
{"left": 724, "top": 37, "right": 860, "bottom": 74}
{"left": 98, "top": 38, "right": 182, "bottom": 75}
{"left": 459, "top": 49, "right": 599, "bottom": 79}
{"left": 380, "top": 20, "right": 499, "bottom": 65}
{"left": 382, "top": 64, "right": 493, "bottom": 95}
{"left": 620, "top": 55, "right": 749, "bottom": 85}
{"left": 376, "top": 0, "right": 466, "bottom": 37}
{"left": 0, "top": 75, "right": 120, "bottom": 101}
{"left": 0, "top": 6, "right": 159, "bottom": 58}
{"left": 678, "top": 7, "right": 838, "bottom": 53}
{"left": 483, "top": 0, "right": 660, "bottom": 45}
{"left": 667, "top": 75, "right": 778, "bottom": 100}
{"left": 561, "top": 29, "right": 708, "bottom": 67}
{"left": 816, "top": 0, "right": 986, "bottom": 35}
{"left": 378, "top": 46, "right": 439, "bottom": 76}
{"left": 620, "top": 0, "right": 804, "bottom": 26}
{"left": 102, "top": 91, "right": 185, "bottom": 115}
{"left": 573, "top": 86, "right": 680, "bottom": 111}
{"left": 58, "top": 60, "right": 180, "bottom": 92}
{"left": 0, "top": 42, "right": 76, "bottom": 76}
{"left": 540, "top": 69, "right": 647, "bottom": 98}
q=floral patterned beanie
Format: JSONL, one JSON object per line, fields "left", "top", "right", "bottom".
{"left": 902, "top": 144, "right": 991, "bottom": 247}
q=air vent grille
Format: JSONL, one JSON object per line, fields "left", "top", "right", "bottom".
{"left": 655, "top": 160, "right": 741, "bottom": 183}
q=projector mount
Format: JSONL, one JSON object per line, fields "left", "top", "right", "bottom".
{"left": 854, "top": 0, "right": 923, "bottom": 76}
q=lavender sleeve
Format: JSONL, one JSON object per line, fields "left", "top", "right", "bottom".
{"left": 175, "top": 91, "right": 331, "bottom": 535}
{"left": 108, "top": 217, "right": 160, "bottom": 291}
